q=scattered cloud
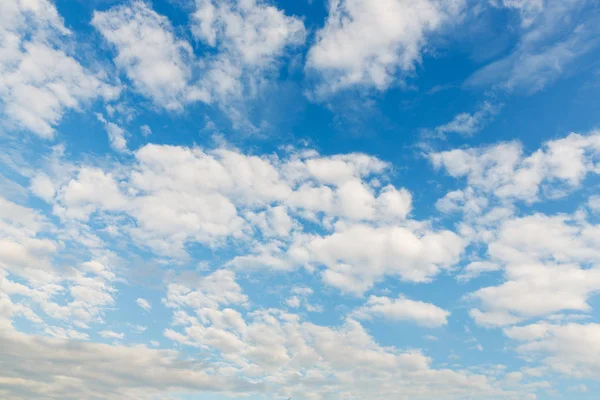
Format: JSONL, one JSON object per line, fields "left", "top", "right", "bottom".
{"left": 352, "top": 294, "right": 450, "bottom": 327}
{"left": 136, "top": 298, "right": 151, "bottom": 311}
{"left": 306, "top": 0, "right": 464, "bottom": 95}
{"left": 434, "top": 101, "right": 502, "bottom": 137}
{"left": 92, "top": 1, "right": 202, "bottom": 109}
{"left": 0, "top": 0, "right": 118, "bottom": 138}
{"left": 467, "top": 0, "right": 600, "bottom": 93}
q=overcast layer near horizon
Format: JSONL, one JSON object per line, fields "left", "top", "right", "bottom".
{"left": 1, "top": 0, "right": 600, "bottom": 399}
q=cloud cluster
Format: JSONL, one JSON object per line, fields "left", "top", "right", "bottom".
{"left": 29, "top": 142, "right": 461, "bottom": 295}
{"left": 0, "top": 0, "right": 117, "bottom": 138}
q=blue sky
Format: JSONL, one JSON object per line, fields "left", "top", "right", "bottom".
{"left": 1, "top": 0, "right": 600, "bottom": 399}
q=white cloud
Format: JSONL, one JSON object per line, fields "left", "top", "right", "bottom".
{"left": 467, "top": 0, "right": 599, "bottom": 93}
{"left": 96, "top": 113, "right": 128, "bottom": 153}
{"left": 92, "top": 1, "right": 204, "bottom": 110}
{"left": 352, "top": 294, "right": 450, "bottom": 327}
{"left": 434, "top": 102, "right": 502, "bottom": 137}
{"left": 163, "top": 278, "right": 533, "bottom": 400}
{"left": 136, "top": 298, "right": 151, "bottom": 311}
{"left": 99, "top": 330, "right": 125, "bottom": 340}
{"left": 457, "top": 261, "right": 501, "bottom": 282}
{"left": 306, "top": 0, "right": 464, "bottom": 94}
{"left": 285, "top": 295, "right": 301, "bottom": 308}
{"left": 505, "top": 322, "right": 600, "bottom": 378}
{"left": 191, "top": 0, "right": 305, "bottom": 128}
{"left": 430, "top": 131, "right": 600, "bottom": 203}
{"left": 309, "top": 223, "right": 464, "bottom": 295}
{"left": 164, "top": 270, "right": 248, "bottom": 311}
{"left": 0, "top": 326, "right": 253, "bottom": 400}
{"left": 0, "top": 0, "right": 118, "bottom": 138}
{"left": 38, "top": 142, "right": 419, "bottom": 290}
{"left": 140, "top": 124, "right": 152, "bottom": 137}
{"left": 192, "top": 0, "right": 305, "bottom": 67}
{"left": 464, "top": 211, "right": 600, "bottom": 326}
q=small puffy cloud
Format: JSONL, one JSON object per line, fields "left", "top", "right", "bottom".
{"left": 457, "top": 261, "right": 501, "bottom": 282}
{"left": 306, "top": 0, "right": 464, "bottom": 94}
{"left": 136, "top": 298, "right": 151, "bottom": 311}
{"left": 140, "top": 124, "right": 152, "bottom": 137}
{"left": 285, "top": 295, "right": 301, "bottom": 308}
{"left": 352, "top": 294, "right": 450, "bottom": 327}
{"left": 99, "top": 330, "right": 125, "bottom": 340}
{"left": 311, "top": 224, "right": 465, "bottom": 295}
{"left": 434, "top": 102, "right": 502, "bottom": 137}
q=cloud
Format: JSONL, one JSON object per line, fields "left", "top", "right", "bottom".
{"left": 164, "top": 270, "right": 248, "bottom": 311}
{"left": 92, "top": 1, "right": 204, "bottom": 109}
{"left": 96, "top": 113, "right": 128, "bottom": 153}
{"left": 161, "top": 273, "right": 533, "bottom": 400}
{"left": 434, "top": 101, "right": 502, "bottom": 137}
{"left": 191, "top": 0, "right": 305, "bottom": 129}
{"left": 0, "top": 0, "right": 118, "bottom": 138}
{"left": 456, "top": 261, "right": 501, "bottom": 282}
{"left": 462, "top": 210, "right": 600, "bottom": 327}
{"left": 430, "top": 131, "right": 600, "bottom": 203}
{"left": 352, "top": 294, "right": 450, "bottom": 327}
{"left": 136, "top": 298, "right": 151, "bottom": 311}
{"left": 0, "top": 327, "right": 254, "bottom": 400}
{"left": 504, "top": 322, "right": 600, "bottom": 378}
{"left": 192, "top": 0, "right": 305, "bottom": 68}
{"left": 35, "top": 142, "right": 423, "bottom": 297}
{"left": 306, "top": 0, "right": 464, "bottom": 95}
{"left": 467, "top": 0, "right": 600, "bottom": 93}
{"left": 99, "top": 330, "right": 125, "bottom": 340}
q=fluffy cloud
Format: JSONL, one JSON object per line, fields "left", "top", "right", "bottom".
{"left": 430, "top": 131, "right": 600, "bottom": 327}
{"left": 466, "top": 212, "right": 600, "bottom": 326}
{"left": 431, "top": 131, "right": 600, "bottom": 203}
{"left": 0, "top": 0, "right": 118, "bottom": 138}
{"left": 92, "top": 1, "right": 202, "bottom": 109}
{"left": 306, "top": 0, "right": 464, "bottom": 94}
{"left": 505, "top": 322, "right": 600, "bottom": 378}
{"left": 352, "top": 294, "right": 450, "bottom": 327}
{"left": 192, "top": 0, "right": 305, "bottom": 67}
{"left": 33, "top": 142, "right": 436, "bottom": 295}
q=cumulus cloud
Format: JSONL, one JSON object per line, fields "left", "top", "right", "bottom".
{"left": 0, "top": 0, "right": 118, "bottom": 138}
{"left": 92, "top": 1, "right": 202, "bottom": 109}
{"left": 306, "top": 0, "right": 464, "bottom": 94}
{"left": 32, "top": 142, "right": 436, "bottom": 295}
{"left": 504, "top": 322, "right": 600, "bottom": 378}
{"left": 430, "top": 131, "right": 600, "bottom": 203}
{"left": 352, "top": 294, "right": 450, "bottom": 327}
